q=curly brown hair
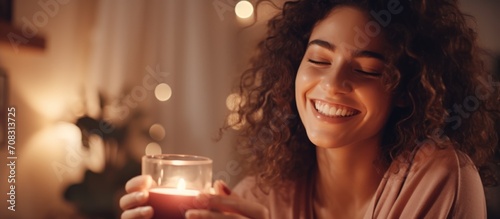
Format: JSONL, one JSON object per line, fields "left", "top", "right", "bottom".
{"left": 225, "top": 0, "right": 500, "bottom": 189}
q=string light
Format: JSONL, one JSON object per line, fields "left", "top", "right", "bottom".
{"left": 149, "top": 123, "right": 166, "bottom": 141}
{"left": 226, "top": 93, "right": 242, "bottom": 111}
{"left": 155, "top": 83, "right": 172, "bottom": 101}
{"left": 235, "top": 1, "right": 254, "bottom": 19}
{"left": 145, "top": 142, "right": 162, "bottom": 155}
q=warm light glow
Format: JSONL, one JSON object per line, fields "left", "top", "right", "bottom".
{"left": 226, "top": 93, "right": 242, "bottom": 111}
{"left": 149, "top": 123, "right": 166, "bottom": 141}
{"left": 155, "top": 83, "right": 172, "bottom": 101}
{"left": 145, "top": 142, "right": 162, "bottom": 155}
{"left": 86, "top": 134, "right": 105, "bottom": 173}
{"left": 25, "top": 122, "right": 86, "bottom": 183}
{"left": 235, "top": 1, "right": 254, "bottom": 19}
{"left": 227, "top": 112, "right": 244, "bottom": 130}
{"left": 253, "top": 108, "right": 263, "bottom": 121}
{"left": 149, "top": 187, "right": 199, "bottom": 196}
{"left": 177, "top": 178, "right": 186, "bottom": 190}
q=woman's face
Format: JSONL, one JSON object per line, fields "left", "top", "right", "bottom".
{"left": 295, "top": 6, "right": 393, "bottom": 149}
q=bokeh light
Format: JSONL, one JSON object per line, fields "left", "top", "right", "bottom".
{"left": 149, "top": 123, "right": 166, "bottom": 141}
{"left": 235, "top": 1, "right": 254, "bottom": 19}
{"left": 145, "top": 142, "right": 162, "bottom": 155}
{"left": 155, "top": 83, "right": 172, "bottom": 101}
{"left": 226, "top": 93, "right": 242, "bottom": 111}
{"left": 227, "top": 112, "right": 245, "bottom": 130}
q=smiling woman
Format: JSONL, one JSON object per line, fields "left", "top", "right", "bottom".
{"left": 221, "top": 0, "right": 498, "bottom": 218}
{"left": 296, "top": 6, "right": 393, "bottom": 152}
{"left": 119, "top": 0, "right": 500, "bottom": 218}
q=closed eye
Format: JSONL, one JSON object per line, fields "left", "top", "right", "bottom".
{"left": 354, "top": 69, "right": 382, "bottom": 77}
{"left": 308, "top": 59, "right": 331, "bottom": 65}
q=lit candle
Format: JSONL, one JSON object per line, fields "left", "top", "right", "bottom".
{"left": 149, "top": 178, "right": 206, "bottom": 219}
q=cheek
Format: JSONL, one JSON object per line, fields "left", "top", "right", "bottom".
{"left": 358, "top": 87, "right": 393, "bottom": 120}
{"left": 295, "top": 65, "right": 307, "bottom": 97}
{"left": 295, "top": 64, "right": 317, "bottom": 95}
{"left": 295, "top": 64, "right": 313, "bottom": 118}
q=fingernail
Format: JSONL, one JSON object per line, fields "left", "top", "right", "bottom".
{"left": 135, "top": 191, "right": 146, "bottom": 201}
{"left": 185, "top": 210, "right": 192, "bottom": 217}
{"left": 140, "top": 206, "right": 152, "bottom": 216}
{"left": 215, "top": 180, "right": 232, "bottom": 195}
{"left": 185, "top": 209, "right": 199, "bottom": 218}
{"left": 221, "top": 183, "right": 232, "bottom": 195}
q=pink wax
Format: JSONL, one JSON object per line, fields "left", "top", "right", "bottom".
{"left": 149, "top": 187, "right": 205, "bottom": 219}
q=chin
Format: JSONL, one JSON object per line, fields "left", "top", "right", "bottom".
{"left": 307, "top": 134, "right": 347, "bottom": 149}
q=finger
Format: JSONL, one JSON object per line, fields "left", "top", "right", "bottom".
{"left": 201, "top": 195, "right": 269, "bottom": 219}
{"left": 125, "top": 175, "right": 155, "bottom": 193}
{"left": 121, "top": 206, "right": 154, "bottom": 219}
{"left": 119, "top": 191, "right": 149, "bottom": 210}
{"left": 185, "top": 209, "right": 247, "bottom": 219}
{"left": 213, "top": 180, "right": 232, "bottom": 196}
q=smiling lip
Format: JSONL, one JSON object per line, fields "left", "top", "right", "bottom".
{"left": 310, "top": 99, "right": 360, "bottom": 122}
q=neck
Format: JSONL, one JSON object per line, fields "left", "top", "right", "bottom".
{"left": 314, "top": 139, "right": 387, "bottom": 218}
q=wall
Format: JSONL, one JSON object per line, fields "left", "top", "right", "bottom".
{"left": 0, "top": 0, "right": 251, "bottom": 218}
{"left": 0, "top": 0, "right": 98, "bottom": 218}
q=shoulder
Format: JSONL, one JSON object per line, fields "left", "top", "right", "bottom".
{"left": 388, "top": 142, "right": 482, "bottom": 184}
{"left": 407, "top": 142, "right": 483, "bottom": 190}
{"left": 376, "top": 143, "right": 486, "bottom": 218}
{"left": 408, "top": 142, "right": 476, "bottom": 178}
{"left": 411, "top": 143, "right": 486, "bottom": 217}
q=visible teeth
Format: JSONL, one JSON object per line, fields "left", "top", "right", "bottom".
{"left": 314, "top": 101, "right": 357, "bottom": 117}
{"left": 336, "top": 108, "right": 342, "bottom": 115}
{"left": 329, "top": 107, "right": 337, "bottom": 115}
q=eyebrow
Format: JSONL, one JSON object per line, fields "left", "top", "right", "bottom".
{"left": 308, "top": 39, "right": 386, "bottom": 61}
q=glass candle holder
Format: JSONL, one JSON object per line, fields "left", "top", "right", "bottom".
{"left": 142, "top": 154, "right": 212, "bottom": 219}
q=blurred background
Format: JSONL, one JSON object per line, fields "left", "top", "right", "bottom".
{"left": 0, "top": 0, "right": 498, "bottom": 218}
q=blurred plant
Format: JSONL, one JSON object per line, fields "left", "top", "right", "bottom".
{"left": 63, "top": 93, "right": 150, "bottom": 219}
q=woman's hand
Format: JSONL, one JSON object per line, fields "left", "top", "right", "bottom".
{"left": 119, "top": 175, "right": 156, "bottom": 219}
{"left": 185, "top": 181, "right": 269, "bottom": 219}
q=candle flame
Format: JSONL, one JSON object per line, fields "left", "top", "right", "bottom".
{"left": 177, "top": 178, "right": 186, "bottom": 190}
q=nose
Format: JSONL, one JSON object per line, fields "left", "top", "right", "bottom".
{"left": 320, "top": 58, "right": 353, "bottom": 94}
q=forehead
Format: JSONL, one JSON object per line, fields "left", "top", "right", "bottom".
{"left": 309, "top": 6, "right": 388, "bottom": 53}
